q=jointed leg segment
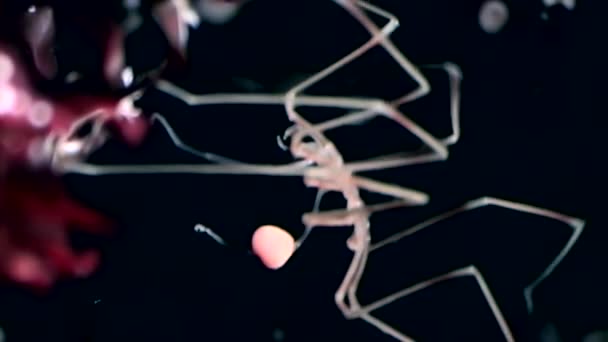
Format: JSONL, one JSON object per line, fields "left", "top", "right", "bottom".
{"left": 343, "top": 197, "right": 585, "bottom": 341}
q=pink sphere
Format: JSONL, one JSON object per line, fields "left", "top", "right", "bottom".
{"left": 251, "top": 225, "right": 295, "bottom": 270}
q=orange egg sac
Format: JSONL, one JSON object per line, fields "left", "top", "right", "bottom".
{"left": 251, "top": 225, "right": 295, "bottom": 270}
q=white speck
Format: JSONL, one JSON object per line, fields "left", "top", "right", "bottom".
{"left": 121, "top": 67, "right": 134, "bottom": 87}
{"left": 27, "top": 5, "right": 36, "bottom": 13}
{"left": 58, "top": 140, "right": 84, "bottom": 156}
{"left": 479, "top": 0, "right": 509, "bottom": 34}
{"left": 94, "top": 299, "right": 102, "bottom": 304}
{"left": 116, "top": 96, "right": 141, "bottom": 119}
{"left": 276, "top": 135, "right": 288, "bottom": 151}
{"left": 194, "top": 224, "right": 226, "bottom": 245}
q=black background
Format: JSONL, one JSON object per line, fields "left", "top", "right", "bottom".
{"left": 0, "top": 0, "right": 607, "bottom": 341}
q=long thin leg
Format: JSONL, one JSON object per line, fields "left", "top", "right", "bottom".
{"left": 155, "top": 58, "right": 462, "bottom": 172}
{"left": 370, "top": 196, "right": 585, "bottom": 314}
{"left": 341, "top": 197, "right": 584, "bottom": 341}
{"left": 60, "top": 95, "right": 436, "bottom": 209}
{"left": 156, "top": 79, "right": 458, "bottom": 174}
{"left": 149, "top": 65, "right": 459, "bottom": 217}
{"left": 311, "top": 62, "right": 461, "bottom": 145}
{"left": 150, "top": 113, "right": 244, "bottom": 164}
{"left": 284, "top": 0, "right": 430, "bottom": 118}
{"left": 359, "top": 266, "right": 514, "bottom": 342}
{"left": 282, "top": 0, "right": 448, "bottom": 167}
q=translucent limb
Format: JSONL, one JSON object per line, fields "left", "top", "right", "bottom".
{"left": 150, "top": 113, "right": 246, "bottom": 165}
{"left": 282, "top": 0, "right": 455, "bottom": 171}
{"left": 62, "top": 55, "right": 461, "bottom": 205}
{"left": 334, "top": 197, "right": 584, "bottom": 341}
{"left": 156, "top": 67, "right": 461, "bottom": 174}
{"left": 370, "top": 197, "right": 585, "bottom": 314}
{"left": 60, "top": 102, "right": 435, "bottom": 207}
{"left": 359, "top": 266, "right": 512, "bottom": 342}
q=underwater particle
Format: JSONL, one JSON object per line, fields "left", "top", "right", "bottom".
{"left": 479, "top": 0, "right": 509, "bottom": 34}
{"left": 272, "top": 327, "right": 285, "bottom": 342}
{"left": 541, "top": 0, "right": 575, "bottom": 20}
{"left": 194, "top": 224, "right": 226, "bottom": 245}
{"left": 543, "top": 0, "right": 575, "bottom": 10}
{"left": 27, "top": 100, "right": 53, "bottom": 128}
{"left": 195, "top": 0, "right": 246, "bottom": 24}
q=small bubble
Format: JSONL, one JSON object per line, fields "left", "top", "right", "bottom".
{"left": 541, "top": 12, "right": 549, "bottom": 20}
{"left": 27, "top": 101, "right": 53, "bottom": 128}
{"left": 65, "top": 71, "right": 81, "bottom": 83}
{"left": 479, "top": 0, "right": 509, "bottom": 34}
